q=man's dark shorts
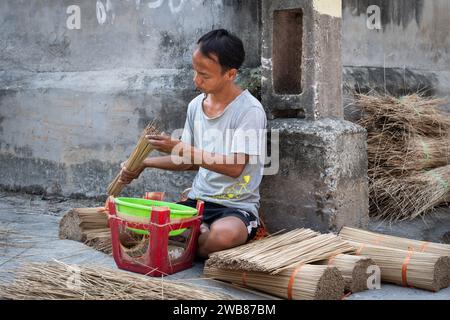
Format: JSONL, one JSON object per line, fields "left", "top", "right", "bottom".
{"left": 177, "top": 198, "right": 259, "bottom": 241}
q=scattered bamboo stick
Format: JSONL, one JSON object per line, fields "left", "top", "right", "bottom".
{"left": 0, "top": 261, "right": 230, "bottom": 300}
{"left": 340, "top": 227, "right": 450, "bottom": 256}
{"left": 316, "top": 254, "right": 376, "bottom": 293}
{"left": 107, "top": 122, "right": 160, "bottom": 197}
{"left": 347, "top": 240, "right": 449, "bottom": 292}
{"left": 206, "top": 230, "right": 355, "bottom": 274}
{"left": 204, "top": 264, "right": 345, "bottom": 300}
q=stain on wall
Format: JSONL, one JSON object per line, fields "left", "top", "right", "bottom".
{"left": 343, "top": 0, "right": 424, "bottom": 28}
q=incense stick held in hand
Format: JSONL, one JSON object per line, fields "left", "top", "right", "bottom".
{"left": 107, "top": 122, "right": 160, "bottom": 197}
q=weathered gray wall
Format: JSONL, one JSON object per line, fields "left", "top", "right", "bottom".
{"left": 1, "top": 0, "right": 449, "bottom": 198}
{"left": 0, "top": 0, "right": 261, "bottom": 199}
{"left": 342, "top": 0, "right": 450, "bottom": 116}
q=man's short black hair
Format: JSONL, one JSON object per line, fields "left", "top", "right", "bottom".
{"left": 197, "top": 29, "right": 245, "bottom": 72}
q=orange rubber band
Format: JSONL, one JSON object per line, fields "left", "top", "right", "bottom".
{"left": 328, "top": 253, "right": 341, "bottom": 266}
{"left": 401, "top": 249, "right": 414, "bottom": 287}
{"left": 341, "top": 291, "right": 353, "bottom": 300}
{"left": 356, "top": 243, "right": 365, "bottom": 256}
{"left": 242, "top": 272, "right": 247, "bottom": 287}
{"left": 419, "top": 242, "right": 429, "bottom": 252}
{"left": 373, "top": 235, "right": 383, "bottom": 246}
{"left": 287, "top": 265, "right": 304, "bottom": 300}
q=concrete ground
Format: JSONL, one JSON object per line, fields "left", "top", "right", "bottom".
{"left": 0, "top": 190, "right": 449, "bottom": 300}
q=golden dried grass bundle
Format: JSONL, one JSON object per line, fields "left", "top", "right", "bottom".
{"left": 369, "top": 165, "right": 450, "bottom": 221}
{"left": 367, "top": 132, "right": 450, "bottom": 175}
{"left": 206, "top": 230, "right": 355, "bottom": 274}
{"left": 316, "top": 254, "right": 376, "bottom": 293}
{"left": 340, "top": 227, "right": 450, "bottom": 256}
{"left": 347, "top": 240, "right": 449, "bottom": 292}
{"left": 0, "top": 261, "right": 230, "bottom": 300}
{"left": 354, "top": 93, "right": 450, "bottom": 220}
{"left": 204, "top": 264, "right": 345, "bottom": 300}
{"left": 356, "top": 93, "right": 450, "bottom": 138}
{"left": 107, "top": 122, "right": 160, "bottom": 196}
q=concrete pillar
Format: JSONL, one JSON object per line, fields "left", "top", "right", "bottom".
{"left": 260, "top": 0, "right": 369, "bottom": 232}
{"left": 260, "top": 119, "right": 369, "bottom": 233}
{"left": 262, "top": 0, "right": 343, "bottom": 120}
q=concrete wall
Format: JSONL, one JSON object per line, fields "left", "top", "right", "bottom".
{"left": 1, "top": 0, "right": 449, "bottom": 198}
{"left": 0, "top": 0, "right": 261, "bottom": 199}
{"left": 342, "top": 0, "right": 450, "bottom": 116}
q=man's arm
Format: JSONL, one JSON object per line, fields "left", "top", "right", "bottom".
{"left": 148, "top": 135, "right": 249, "bottom": 179}
{"left": 118, "top": 155, "right": 198, "bottom": 185}
{"left": 144, "top": 156, "right": 199, "bottom": 172}
{"left": 178, "top": 144, "right": 249, "bottom": 178}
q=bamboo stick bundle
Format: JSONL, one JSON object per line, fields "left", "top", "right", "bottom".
{"left": 316, "top": 254, "right": 376, "bottom": 293}
{"left": 59, "top": 207, "right": 109, "bottom": 242}
{"left": 84, "top": 228, "right": 113, "bottom": 255}
{"left": 340, "top": 227, "right": 450, "bottom": 256}
{"left": 0, "top": 261, "right": 231, "bottom": 300}
{"left": 369, "top": 165, "right": 450, "bottom": 221}
{"left": 207, "top": 231, "right": 355, "bottom": 274}
{"left": 204, "top": 264, "right": 345, "bottom": 300}
{"left": 346, "top": 240, "right": 450, "bottom": 292}
{"left": 206, "top": 228, "right": 319, "bottom": 270}
{"left": 107, "top": 122, "right": 160, "bottom": 197}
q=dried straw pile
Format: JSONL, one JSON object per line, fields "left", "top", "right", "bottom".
{"left": 354, "top": 93, "right": 450, "bottom": 221}
{"left": 0, "top": 261, "right": 230, "bottom": 300}
{"left": 206, "top": 229, "right": 355, "bottom": 274}
{"left": 107, "top": 122, "right": 159, "bottom": 197}
{"left": 316, "top": 254, "right": 376, "bottom": 293}
{"left": 204, "top": 264, "right": 345, "bottom": 300}
{"left": 347, "top": 240, "right": 449, "bottom": 292}
{"left": 370, "top": 166, "right": 450, "bottom": 221}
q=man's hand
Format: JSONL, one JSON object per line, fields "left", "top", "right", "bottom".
{"left": 146, "top": 133, "right": 182, "bottom": 154}
{"left": 118, "top": 162, "right": 145, "bottom": 184}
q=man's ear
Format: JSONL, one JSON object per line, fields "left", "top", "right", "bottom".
{"left": 226, "top": 68, "right": 238, "bottom": 81}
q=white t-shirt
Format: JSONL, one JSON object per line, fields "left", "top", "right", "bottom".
{"left": 181, "top": 89, "right": 267, "bottom": 218}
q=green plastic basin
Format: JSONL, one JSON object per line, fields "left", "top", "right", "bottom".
{"left": 114, "top": 197, "right": 197, "bottom": 236}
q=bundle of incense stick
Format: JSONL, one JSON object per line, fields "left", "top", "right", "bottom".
{"left": 0, "top": 261, "right": 231, "bottom": 300}
{"left": 59, "top": 207, "right": 109, "bottom": 242}
{"left": 84, "top": 228, "right": 113, "bottom": 254}
{"left": 340, "top": 227, "right": 450, "bottom": 256}
{"left": 204, "top": 264, "right": 345, "bottom": 300}
{"left": 347, "top": 240, "right": 450, "bottom": 292}
{"left": 316, "top": 254, "right": 376, "bottom": 293}
{"left": 206, "top": 230, "right": 355, "bottom": 274}
{"left": 107, "top": 122, "right": 159, "bottom": 196}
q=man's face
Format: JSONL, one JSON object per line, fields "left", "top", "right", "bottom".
{"left": 192, "top": 48, "right": 235, "bottom": 94}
